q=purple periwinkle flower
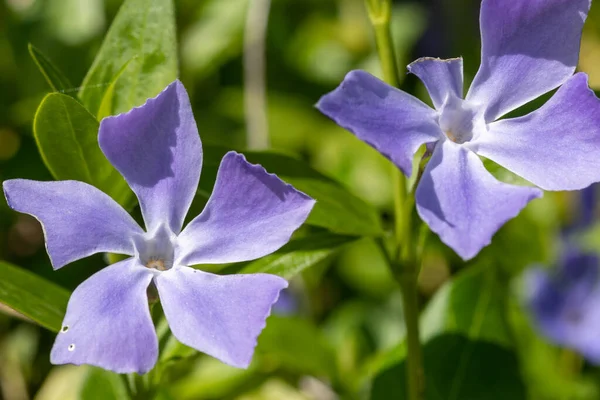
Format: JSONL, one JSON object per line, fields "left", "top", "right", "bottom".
{"left": 317, "top": 0, "right": 600, "bottom": 260}
{"left": 527, "top": 251, "right": 600, "bottom": 363}
{"left": 2, "top": 81, "right": 315, "bottom": 374}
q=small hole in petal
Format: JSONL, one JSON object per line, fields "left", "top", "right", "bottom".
{"left": 68, "top": 344, "right": 75, "bottom": 351}
{"left": 61, "top": 326, "right": 69, "bottom": 333}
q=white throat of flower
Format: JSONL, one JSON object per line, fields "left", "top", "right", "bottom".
{"left": 438, "top": 95, "right": 487, "bottom": 145}
{"left": 133, "top": 224, "right": 178, "bottom": 273}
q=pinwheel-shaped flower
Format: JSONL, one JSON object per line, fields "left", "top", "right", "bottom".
{"left": 317, "top": 0, "right": 600, "bottom": 259}
{"left": 527, "top": 251, "right": 600, "bottom": 363}
{"left": 3, "top": 81, "right": 315, "bottom": 374}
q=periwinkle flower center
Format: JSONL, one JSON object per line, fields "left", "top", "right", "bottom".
{"left": 146, "top": 258, "right": 168, "bottom": 271}
{"left": 133, "top": 225, "right": 177, "bottom": 272}
{"left": 438, "top": 96, "right": 485, "bottom": 144}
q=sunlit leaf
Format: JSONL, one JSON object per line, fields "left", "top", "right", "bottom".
{"left": 96, "top": 57, "right": 137, "bottom": 121}
{"left": 236, "top": 233, "right": 356, "bottom": 279}
{"left": 28, "top": 43, "right": 73, "bottom": 94}
{"left": 0, "top": 261, "right": 69, "bottom": 332}
{"left": 33, "top": 93, "right": 134, "bottom": 207}
{"left": 78, "top": 0, "right": 178, "bottom": 116}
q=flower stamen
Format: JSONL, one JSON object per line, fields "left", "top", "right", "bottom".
{"left": 445, "top": 130, "right": 459, "bottom": 143}
{"left": 146, "top": 258, "right": 167, "bottom": 271}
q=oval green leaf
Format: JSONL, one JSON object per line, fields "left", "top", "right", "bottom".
{"left": 78, "top": 0, "right": 178, "bottom": 117}
{"left": 371, "top": 334, "right": 526, "bottom": 400}
{"left": 0, "top": 261, "right": 69, "bottom": 332}
{"left": 28, "top": 43, "right": 73, "bottom": 94}
{"left": 236, "top": 233, "right": 356, "bottom": 279}
{"left": 96, "top": 57, "right": 137, "bottom": 121}
{"left": 33, "top": 93, "right": 134, "bottom": 208}
{"left": 421, "top": 264, "right": 513, "bottom": 347}
{"left": 371, "top": 265, "right": 523, "bottom": 399}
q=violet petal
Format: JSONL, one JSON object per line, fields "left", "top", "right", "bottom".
{"left": 475, "top": 73, "right": 600, "bottom": 191}
{"left": 99, "top": 80, "right": 202, "bottom": 234}
{"left": 416, "top": 140, "right": 542, "bottom": 260}
{"left": 316, "top": 70, "right": 442, "bottom": 177}
{"left": 527, "top": 253, "right": 600, "bottom": 363}
{"left": 178, "top": 152, "right": 314, "bottom": 265}
{"left": 2, "top": 179, "right": 143, "bottom": 269}
{"left": 466, "top": 0, "right": 590, "bottom": 121}
{"left": 407, "top": 57, "right": 464, "bottom": 110}
{"left": 155, "top": 267, "right": 287, "bottom": 368}
{"left": 50, "top": 259, "right": 157, "bottom": 374}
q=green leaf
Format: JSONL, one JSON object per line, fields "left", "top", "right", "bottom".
{"left": 96, "top": 57, "right": 137, "bottom": 121}
{"left": 257, "top": 315, "right": 337, "bottom": 378}
{"left": 79, "top": 367, "right": 130, "bottom": 400}
{"left": 33, "top": 93, "right": 134, "bottom": 208}
{"left": 371, "top": 266, "right": 525, "bottom": 399}
{"left": 421, "top": 264, "right": 513, "bottom": 347}
{"left": 200, "top": 146, "right": 384, "bottom": 236}
{"left": 0, "top": 261, "right": 69, "bottom": 332}
{"left": 371, "top": 334, "right": 526, "bottom": 400}
{"left": 235, "top": 233, "right": 355, "bottom": 279}
{"left": 78, "top": 0, "right": 178, "bottom": 117}
{"left": 28, "top": 43, "right": 73, "bottom": 93}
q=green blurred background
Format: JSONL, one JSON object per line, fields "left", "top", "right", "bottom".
{"left": 2, "top": 0, "right": 600, "bottom": 399}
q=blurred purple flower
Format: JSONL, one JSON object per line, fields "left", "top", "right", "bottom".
{"left": 272, "top": 289, "right": 299, "bottom": 316}
{"left": 527, "top": 252, "right": 600, "bottom": 362}
{"left": 2, "top": 81, "right": 315, "bottom": 374}
{"left": 579, "top": 185, "right": 597, "bottom": 228}
{"left": 317, "top": 0, "right": 600, "bottom": 260}
{"left": 562, "top": 185, "right": 597, "bottom": 236}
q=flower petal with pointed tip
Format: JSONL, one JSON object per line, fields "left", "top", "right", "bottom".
{"left": 474, "top": 73, "right": 600, "bottom": 191}
{"left": 99, "top": 80, "right": 202, "bottom": 234}
{"left": 178, "top": 151, "right": 315, "bottom": 266}
{"left": 316, "top": 70, "right": 442, "bottom": 177}
{"left": 467, "top": 0, "right": 591, "bottom": 121}
{"left": 155, "top": 267, "right": 287, "bottom": 368}
{"left": 2, "top": 179, "right": 143, "bottom": 269}
{"left": 51, "top": 259, "right": 157, "bottom": 374}
{"left": 416, "top": 140, "right": 542, "bottom": 260}
{"left": 407, "top": 57, "right": 464, "bottom": 110}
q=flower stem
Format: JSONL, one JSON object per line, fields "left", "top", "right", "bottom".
{"left": 365, "top": 1, "right": 424, "bottom": 400}
{"left": 244, "top": 0, "right": 272, "bottom": 150}
{"left": 397, "top": 264, "right": 424, "bottom": 400}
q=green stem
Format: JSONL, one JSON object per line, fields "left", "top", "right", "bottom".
{"left": 365, "top": 2, "right": 424, "bottom": 400}
{"left": 397, "top": 267, "right": 424, "bottom": 400}
{"left": 393, "top": 167, "right": 409, "bottom": 257}
{"left": 244, "top": 0, "right": 271, "bottom": 149}
{"left": 366, "top": 2, "right": 399, "bottom": 87}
